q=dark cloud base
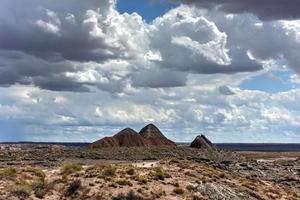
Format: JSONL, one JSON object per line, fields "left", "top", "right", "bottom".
{"left": 180, "top": 0, "right": 300, "bottom": 20}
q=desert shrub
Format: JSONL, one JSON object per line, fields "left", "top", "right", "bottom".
{"left": 156, "top": 187, "right": 166, "bottom": 197}
{"left": 137, "top": 188, "right": 143, "bottom": 193}
{"left": 172, "top": 182, "right": 180, "bottom": 187}
{"left": 32, "top": 180, "right": 50, "bottom": 198}
{"left": 61, "top": 163, "right": 82, "bottom": 176}
{"left": 34, "top": 187, "right": 47, "bottom": 199}
{"left": 185, "top": 170, "right": 197, "bottom": 177}
{"left": 173, "top": 187, "right": 184, "bottom": 195}
{"left": 108, "top": 182, "right": 118, "bottom": 188}
{"left": 113, "top": 190, "right": 145, "bottom": 200}
{"left": 25, "top": 167, "right": 46, "bottom": 179}
{"left": 186, "top": 183, "right": 197, "bottom": 191}
{"left": 134, "top": 175, "right": 147, "bottom": 184}
{"left": 102, "top": 165, "right": 117, "bottom": 177}
{"left": 10, "top": 183, "right": 32, "bottom": 198}
{"left": 116, "top": 179, "right": 133, "bottom": 186}
{"left": 168, "top": 159, "right": 180, "bottom": 164}
{"left": 177, "top": 161, "right": 190, "bottom": 169}
{"left": 152, "top": 167, "right": 170, "bottom": 180}
{"left": 85, "top": 165, "right": 103, "bottom": 178}
{"left": 0, "top": 167, "right": 17, "bottom": 178}
{"left": 65, "top": 179, "right": 81, "bottom": 197}
{"left": 126, "top": 167, "right": 135, "bottom": 175}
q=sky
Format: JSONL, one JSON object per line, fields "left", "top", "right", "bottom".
{"left": 0, "top": 0, "right": 300, "bottom": 143}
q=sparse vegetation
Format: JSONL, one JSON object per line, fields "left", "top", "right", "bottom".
{"left": 10, "top": 183, "right": 32, "bottom": 198}
{"left": 0, "top": 145, "right": 299, "bottom": 199}
{"left": 126, "top": 167, "right": 135, "bottom": 175}
{"left": 116, "top": 179, "right": 133, "bottom": 186}
{"left": 24, "top": 167, "right": 46, "bottom": 179}
{"left": 152, "top": 167, "right": 169, "bottom": 180}
{"left": 0, "top": 167, "right": 17, "bottom": 178}
{"left": 61, "top": 163, "right": 82, "bottom": 176}
{"left": 134, "top": 174, "right": 148, "bottom": 184}
{"left": 65, "top": 179, "right": 82, "bottom": 197}
{"left": 173, "top": 187, "right": 184, "bottom": 195}
{"left": 102, "top": 165, "right": 117, "bottom": 177}
{"left": 32, "top": 180, "right": 50, "bottom": 198}
{"left": 113, "top": 190, "right": 145, "bottom": 200}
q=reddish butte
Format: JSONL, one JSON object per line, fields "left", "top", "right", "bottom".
{"left": 89, "top": 124, "right": 176, "bottom": 148}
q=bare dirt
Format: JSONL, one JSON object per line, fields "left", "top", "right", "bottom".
{"left": 0, "top": 145, "right": 299, "bottom": 200}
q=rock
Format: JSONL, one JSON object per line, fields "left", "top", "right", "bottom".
{"left": 186, "top": 183, "right": 198, "bottom": 191}
{"left": 196, "top": 183, "right": 255, "bottom": 200}
{"left": 190, "top": 135, "right": 216, "bottom": 150}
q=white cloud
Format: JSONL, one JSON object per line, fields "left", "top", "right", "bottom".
{"left": 35, "top": 20, "right": 60, "bottom": 35}
{"left": 0, "top": 1, "right": 300, "bottom": 142}
{"left": 290, "top": 74, "right": 300, "bottom": 84}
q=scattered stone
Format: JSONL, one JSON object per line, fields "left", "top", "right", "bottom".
{"left": 196, "top": 183, "right": 255, "bottom": 200}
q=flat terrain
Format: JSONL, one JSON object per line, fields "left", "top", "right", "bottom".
{"left": 0, "top": 145, "right": 299, "bottom": 200}
{"left": 238, "top": 151, "right": 300, "bottom": 159}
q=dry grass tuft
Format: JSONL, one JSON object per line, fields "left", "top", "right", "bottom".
{"left": 24, "top": 167, "right": 46, "bottom": 179}
{"left": 151, "top": 167, "right": 170, "bottom": 180}
{"left": 113, "top": 190, "right": 145, "bottom": 200}
{"left": 0, "top": 168, "right": 17, "bottom": 179}
{"left": 61, "top": 163, "right": 82, "bottom": 176}
{"left": 10, "top": 183, "right": 32, "bottom": 198}
{"left": 173, "top": 187, "right": 184, "bottom": 195}
{"left": 102, "top": 165, "right": 117, "bottom": 177}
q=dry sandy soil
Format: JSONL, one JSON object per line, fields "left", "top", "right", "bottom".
{"left": 0, "top": 145, "right": 299, "bottom": 200}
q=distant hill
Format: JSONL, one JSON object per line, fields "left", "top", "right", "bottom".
{"left": 139, "top": 124, "right": 176, "bottom": 146}
{"left": 89, "top": 124, "right": 176, "bottom": 148}
{"left": 190, "top": 135, "right": 216, "bottom": 150}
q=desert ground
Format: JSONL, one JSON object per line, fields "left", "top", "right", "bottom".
{"left": 0, "top": 144, "right": 299, "bottom": 200}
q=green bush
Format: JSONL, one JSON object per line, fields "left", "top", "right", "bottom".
{"left": 61, "top": 163, "right": 82, "bottom": 175}
{"left": 34, "top": 187, "right": 47, "bottom": 199}
{"left": 102, "top": 165, "right": 117, "bottom": 177}
{"left": 152, "top": 167, "right": 169, "bottom": 180}
{"left": 32, "top": 180, "right": 49, "bottom": 198}
{"left": 134, "top": 175, "right": 148, "bottom": 184}
{"left": 10, "top": 183, "right": 32, "bottom": 198}
{"left": 116, "top": 179, "right": 133, "bottom": 186}
{"left": 25, "top": 167, "right": 46, "bottom": 179}
{"left": 0, "top": 168, "right": 17, "bottom": 178}
{"left": 65, "top": 179, "right": 81, "bottom": 197}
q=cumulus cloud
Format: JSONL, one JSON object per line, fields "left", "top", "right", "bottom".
{"left": 179, "top": 0, "right": 300, "bottom": 20}
{"left": 0, "top": 0, "right": 300, "bottom": 143}
{"left": 0, "top": 0, "right": 148, "bottom": 91}
{"left": 149, "top": 6, "right": 262, "bottom": 75}
{"left": 1, "top": 85, "right": 300, "bottom": 142}
{"left": 0, "top": 0, "right": 127, "bottom": 62}
{"left": 1, "top": 1, "right": 300, "bottom": 91}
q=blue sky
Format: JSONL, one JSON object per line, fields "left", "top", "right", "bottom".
{"left": 118, "top": 0, "right": 298, "bottom": 94}
{"left": 240, "top": 70, "right": 294, "bottom": 93}
{"left": 117, "top": 0, "right": 177, "bottom": 22}
{"left": 0, "top": 0, "right": 300, "bottom": 143}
